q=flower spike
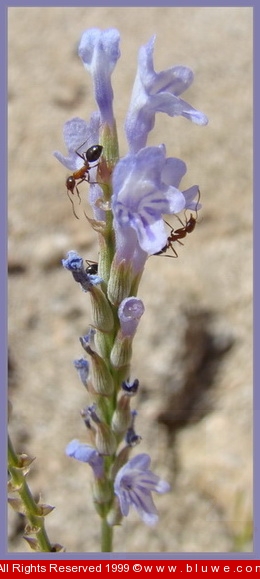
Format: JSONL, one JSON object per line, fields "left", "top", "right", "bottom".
{"left": 52, "top": 25, "right": 208, "bottom": 552}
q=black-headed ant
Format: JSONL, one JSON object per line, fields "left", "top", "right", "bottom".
{"left": 85, "top": 260, "right": 98, "bottom": 275}
{"left": 66, "top": 143, "right": 103, "bottom": 219}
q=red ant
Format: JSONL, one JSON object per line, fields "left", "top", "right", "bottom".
{"left": 154, "top": 190, "right": 200, "bottom": 258}
{"left": 66, "top": 143, "right": 103, "bottom": 219}
{"left": 154, "top": 214, "right": 197, "bottom": 257}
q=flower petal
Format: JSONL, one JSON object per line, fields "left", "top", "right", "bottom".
{"left": 114, "top": 453, "right": 170, "bottom": 526}
{"left": 66, "top": 439, "right": 104, "bottom": 479}
{"left": 112, "top": 146, "right": 187, "bottom": 256}
{"left": 53, "top": 114, "right": 100, "bottom": 171}
{"left": 125, "top": 35, "right": 208, "bottom": 152}
{"left": 118, "top": 297, "right": 145, "bottom": 337}
{"left": 78, "top": 28, "right": 120, "bottom": 125}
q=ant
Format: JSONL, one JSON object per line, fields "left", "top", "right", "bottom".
{"left": 66, "top": 143, "right": 103, "bottom": 219}
{"left": 154, "top": 214, "right": 197, "bottom": 257}
{"left": 154, "top": 190, "right": 200, "bottom": 258}
{"left": 85, "top": 260, "right": 98, "bottom": 275}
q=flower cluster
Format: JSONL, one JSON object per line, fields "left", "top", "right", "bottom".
{"left": 54, "top": 27, "right": 207, "bottom": 552}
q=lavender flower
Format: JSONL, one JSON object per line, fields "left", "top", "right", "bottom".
{"left": 125, "top": 35, "right": 208, "bottom": 153}
{"left": 53, "top": 115, "right": 100, "bottom": 172}
{"left": 114, "top": 453, "right": 170, "bottom": 526}
{"left": 78, "top": 28, "right": 120, "bottom": 126}
{"left": 66, "top": 439, "right": 104, "bottom": 479}
{"left": 73, "top": 358, "right": 89, "bottom": 388}
{"left": 125, "top": 410, "right": 142, "bottom": 447}
{"left": 118, "top": 297, "right": 145, "bottom": 337}
{"left": 79, "top": 328, "right": 96, "bottom": 352}
{"left": 62, "top": 250, "right": 102, "bottom": 291}
{"left": 53, "top": 118, "right": 107, "bottom": 223}
{"left": 111, "top": 145, "right": 189, "bottom": 263}
{"left": 122, "top": 378, "right": 139, "bottom": 396}
{"left": 110, "top": 298, "right": 144, "bottom": 369}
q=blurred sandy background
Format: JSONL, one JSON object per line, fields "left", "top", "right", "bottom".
{"left": 8, "top": 7, "right": 253, "bottom": 553}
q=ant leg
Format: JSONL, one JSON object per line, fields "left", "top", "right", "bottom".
{"left": 74, "top": 176, "right": 91, "bottom": 204}
{"left": 184, "top": 188, "right": 201, "bottom": 221}
{"left": 75, "top": 184, "right": 82, "bottom": 205}
{"left": 176, "top": 214, "right": 185, "bottom": 227}
{"left": 75, "top": 151, "right": 85, "bottom": 161}
{"left": 168, "top": 242, "right": 178, "bottom": 258}
{"left": 159, "top": 245, "right": 178, "bottom": 258}
{"left": 194, "top": 188, "right": 201, "bottom": 220}
{"left": 66, "top": 190, "right": 79, "bottom": 220}
{"left": 75, "top": 139, "right": 89, "bottom": 158}
{"left": 164, "top": 219, "right": 173, "bottom": 229}
{"left": 85, "top": 162, "right": 102, "bottom": 184}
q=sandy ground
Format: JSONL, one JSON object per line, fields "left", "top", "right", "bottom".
{"left": 8, "top": 7, "right": 253, "bottom": 553}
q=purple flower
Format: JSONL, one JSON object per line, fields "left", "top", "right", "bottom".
{"left": 78, "top": 28, "right": 120, "bottom": 126}
{"left": 121, "top": 378, "right": 139, "bottom": 396}
{"left": 62, "top": 250, "right": 102, "bottom": 291}
{"left": 111, "top": 145, "right": 188, "bottom": 264}
{"left": 182, "top": 185, "right": 201, "bottom": 212}
{"left": 73, "top": 358, "right": 89, "bottom": 387}
{"left": 66, "top": 439, "right": 104, "bottom": 479}
{"left": 79, "top": 328, "right": 96, "bottom": 352}
{"left": 53, "top": 115, "right": 100, "bottom": 172}
{"left": 125, "top": 35, "right": 208, "bottom": 153}
{"left": 114, "top": 453, "right": 170, "bottom": 526}
{"left": 53, "top": 116, "right": 106, "bottom": 220}
{"left": 161, "top": 156, "right": 201, "bottom": 212}
{"left": 125, "top": 410, "right": 142, "bottom": 447}
{"left": 118, "top": 297, "right": 145, "bottom": 337}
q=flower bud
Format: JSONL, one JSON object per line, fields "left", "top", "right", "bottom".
{"left": 107, "top": 499, "right": 123, "bottom": 526}
{"left": 89, "top": 285, "right": 114, "bottom": 332}
{"left": 118, "top": 297, "right": 145, "bottom": 337}
{"left": 92, "top": 476, "right": 113, "bottom": 506}
{"left": 110, "top": 333, "right": 132, "bottom": 369}
{"left": 95, "top": 422, "right": 117, "bottom": 456}
{"left": 107, "top": 258, "right": 132, "bottom": 306}
{"left": 86, "top": 405, "right": 117, "bottom": 456}
{"left": 86, "top": 345, "right": 114, "bottom": 396}
{"left": 121, "top": 378, "right": 139, "bottom": 396}
{"left": 73, "top": 358, "right": 89, "bottom": 388}
{"left": 111, "top": 394, "right": 131, "bottom": 436}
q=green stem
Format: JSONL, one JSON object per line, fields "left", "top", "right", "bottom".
{"left": 101, "top": 518, "right": 113, "bottom": 552}
{"left": 98, "top": 210, "right": 116, "bottom": 288}
{"left": 8, "top": 434, "right": 53, "bottom": 552}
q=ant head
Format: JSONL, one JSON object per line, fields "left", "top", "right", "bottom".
{"left": 66, "top": 175, "right": 76, "bottom": 193}
{"left": 85, "top": 261, "right": 98, "bottom": 275}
